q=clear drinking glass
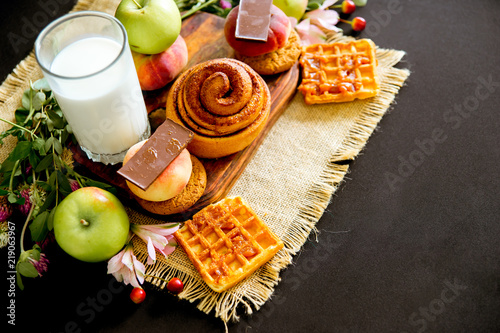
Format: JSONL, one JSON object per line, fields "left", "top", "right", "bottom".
{"left": 35, "top": 11, "right": 150, "bottom": 165}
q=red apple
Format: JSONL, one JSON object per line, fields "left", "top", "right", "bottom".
{"left": 224, "top": 5, "right": 292, "bottom": 57}
{"left": 122, "top": 140, "right": 192, "bottom": 201}
{"left": 132, "top": 35, "right": 188, "bottom": 91}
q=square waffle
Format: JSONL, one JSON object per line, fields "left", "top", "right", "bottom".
{"left": 174, "top": 196, "right": 284, "bottom": 292}
{"left": 298, "top": 39, "right": 380, "bottom": 105}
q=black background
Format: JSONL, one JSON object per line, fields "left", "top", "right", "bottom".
{"left": 1, "top": 0, "right": 500, "bottom": 332}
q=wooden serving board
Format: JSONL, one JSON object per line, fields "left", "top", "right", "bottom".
{"left": 73, "top": 12, "right": 299, "bottom": 218}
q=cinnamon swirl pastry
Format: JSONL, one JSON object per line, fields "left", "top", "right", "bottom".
{"left": 166, "top": 58, "right": 270, "bottom": 159}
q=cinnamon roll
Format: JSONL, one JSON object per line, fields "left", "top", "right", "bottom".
{"left": 166, "top": 58, "right": 270, "bottom": 159}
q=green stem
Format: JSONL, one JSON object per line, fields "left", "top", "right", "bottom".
{"left": 144, "top": 274, "right": 170, "bottom": 284}
{"left": 20, "top": 199, "right": 35, "bottom": 253}
{"left": 132, "top": 0, "right": 142, "bottom": 9}
{"left": 181, "top": 0, "right": 218, "bottom": 20}
{"left": 0, "top": 117, "right": 38, "bottom": 139}
{"left": 9, "top": 160, "right": 20, "bottom": 192}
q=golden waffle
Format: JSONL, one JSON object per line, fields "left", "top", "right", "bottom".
{"left": 174, "top": 196, "right": 284, "bottom": 292}
{"left": 298, "top": 39, "right": 380, "bottom": 105}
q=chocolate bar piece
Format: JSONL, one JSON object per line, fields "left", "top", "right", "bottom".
{"left": 235, "top": 0, "right": 273, "bottom": 41}
{"left": 117, "top": 119, "right": 193, "bottom": 190}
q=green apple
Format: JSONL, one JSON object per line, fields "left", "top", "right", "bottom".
{"left": 273, "top": 0, "right": 308, "bottom": 21}
{"left": 53, "top": 187, "right": 130, "bottom": 262}
{"left": 115, "top": 0, "right": 182, "bottom": 54}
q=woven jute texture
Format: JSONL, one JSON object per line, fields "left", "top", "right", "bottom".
{"left": 0, "top": 0, "right": 410, "bottom": 327}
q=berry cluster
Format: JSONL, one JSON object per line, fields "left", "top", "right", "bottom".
{"left": 335, "top": 0, "right": 367, "bottom": 31}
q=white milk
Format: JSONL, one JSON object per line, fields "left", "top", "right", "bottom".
{"left": 50, "top": 37, "right": 148, "bottom": 156}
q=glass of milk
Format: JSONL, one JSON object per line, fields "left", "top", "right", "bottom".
{"left": 35, "top": 11, "right": 150, "bottom": 165}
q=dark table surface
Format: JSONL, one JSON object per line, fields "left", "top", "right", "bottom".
{"left": 1, "top": 0, "right": 499, "bottom": 332}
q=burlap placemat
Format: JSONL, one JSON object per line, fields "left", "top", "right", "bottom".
{"left": 0, "top": 0, "right": 410, "bottom": 327}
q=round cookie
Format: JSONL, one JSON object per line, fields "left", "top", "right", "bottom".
{"left": 135, "top": 154, "right": 207, "bottom": 215}
{"left": 234, "top": 28, "right": 301, "bottom": 75}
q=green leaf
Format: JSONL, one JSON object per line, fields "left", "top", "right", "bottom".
{"left": 31, "top": 246, "right": 41, "bottom": 261}
{"left": 57, "top": 170, "right": 72, "bottom": 195}
{"left": 32, "top": 78, "right": 51, "bottom": 91}
{"left": 33, "top": 92, "right": 46, "bottom": 110}
{"left": 44, "top": 136, "right": 54, "bottom": 152}
{"left": 29, "top": 150, "right": 40, "bottom": 169}
{"left": 0, "top": 159, "right": 16, "bottom": 173}
{"left": 53, "top": 138, "right": 63, "bottom": 154}
{"left": 8, "top": 192, "right": 18, "bottom": 203}
{"left": 53, "top": 153, "right": 62, "bottom": 169}
{"left": 47, "top": 208, "right": 56, "bottom": 230}
{"left": 307, "top": 0, "right": 322, "bottom": 10}
{"left": 61, "top": 127, "right": 69, "bottom": 144}
{"left": 17, "top": 272, "right": 24, "bottom": 290}
{"left": 48, "top": 170, "right": 57, "bottom": 186}
{"left": 33, "top": 137, "right": 45, "bottom": 149}
{"left": 35, "top": 153, "right": 53, "bottom": 173}
{"left": 46, "top": 109, "right": 65, "bottom": 129}
{"left": 30, "top": 211, "right": 49, "bottom": 242}
{"left": 38, "top": 189, "right": 55, "bottom": 214}
{"left": 0, "top": 188, "right": 8, "bottom": 196}
{"left": 15, "top": 108, "right": 29, "bottom": 124}
{"left": 0, "top": 175, "right": 11, "bottom": 188}
{"left": 21, "top": 89, "right": 33, "bottom": 110}
{"left": 7, "top": 141, "right": 32, "bottom": 162}
{"left": 85, "top": 180, "right": 112, "bottom": 189}
{"left": 17, "top": 261, "right": 39, "bottom": 278}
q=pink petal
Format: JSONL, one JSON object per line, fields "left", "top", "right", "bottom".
{"left": 107, "top": 248, "right": 125, "bottom": 274}
{"left": 121, "top": 245, "right": 134, "bottom": 271}
{"left": 321, "top": 0, "right": 339, "bottom": 10}
{"left": 147, "top": 236, "right": 156, "bottom": 264}
{"left": 140, "top": 223, "right": 180, "bottom": 236}
{"left": 295, "top": 19, "right": 327, "bottom": 45}
{"left": 306, "top": 9, "right": 339, "bottom": 30}
{"left": 122, "top": 267, "right": 140, "bottom": 288}
{"left": 133, "top": 256, "right": 145, "bottom": 285}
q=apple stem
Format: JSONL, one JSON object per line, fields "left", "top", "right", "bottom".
{"left": 131, "top": 0, "right": 142, "bottom": 9}
{"left": 80, "top": 219, "right": 90, "bottom": 226}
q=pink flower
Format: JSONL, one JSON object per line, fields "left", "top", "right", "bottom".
{"left": 304, "top": 2, "right": 341, "bottom": 32}
{"left": 220, "top": 0, "right": 231, "bottom": 10}
{"left": 107, "top": 240, "right": 145, "bottom": 288}
{"left": 0, "top": 196, "right": 13, "bottom": 222}
{"left": 69, "top": 179, "right": 80, "bottom": 192}
{"left": 36, "top": 231, "right": 56, "bottom": 251}
{"left": 295, "top": 18, "right": 327, "bottom": 45}
{"left": 29, "top": 253, "right": 49, "bottom": 277}
{"left": 18, "top": 188, "right": 31, "bottom": 216}
{"left": 130, "top": 223, "right": 179, "bottom": 265}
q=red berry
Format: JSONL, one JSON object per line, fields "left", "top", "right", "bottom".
{"left": 351, "top": 17, "right": 366, "bottom": 31}
{"left": 130, "top": 287, "right": 146, "bottom": 304}
{"left": 342, "top": 0, "right": 356, "bottom": 14}
{"left": 167, "top": 277, "right": 184, "bottom": 294}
